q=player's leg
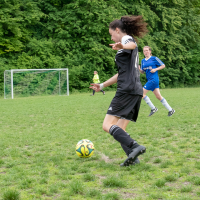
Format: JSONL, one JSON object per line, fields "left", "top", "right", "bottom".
{"left": 103, "top": 115, "right": 145, "bottom": 166}
{"left": 91, "top": 90, "right": 95, "bottom": 96}
{"left": 103, "top": 116, "right": 133, "bottom": 158}
{"left": 153, "top": 88, "right": 175, "bottom": 116}
{"left": 117, "top": 119, "right": 140, "bottom": 166}
{"left": 117, "top": 119, "right": 132, "bottom": 156}
{"left": 100, "top": 90, "right": 105, "bottom": 95}
{"left": 143, "top": 87, "right": 158, "bottom": 116}
{"left": 103, "top": 115, "right": 138, "bottom": 150}
{"left": 119, "top": 96, "right": 146, "bottom": 166}
{"left": 152, "top": 88, "right": 163, "bottom": 101}
{"left": 102, "top": 114, "right": 119, "bottom": 133}
{"left": 104, "top": 93, "right": 146, "bottom": 166}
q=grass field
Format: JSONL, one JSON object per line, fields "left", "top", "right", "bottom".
{"left": 0, "top": 88, "right": 200, "bottom": 200}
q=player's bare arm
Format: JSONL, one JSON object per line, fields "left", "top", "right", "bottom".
{"left": 109, "top": 42, "right": 136, "bottom": 50}
{"left": 138, "top": 65, "right": 144, "bottom": 74}
{"left": 150, "top": 64, "right": 165, "bottom": 73}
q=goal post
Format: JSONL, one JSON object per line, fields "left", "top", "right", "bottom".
{"left": 4, "top": 68, "right": 69, "bottom": 99}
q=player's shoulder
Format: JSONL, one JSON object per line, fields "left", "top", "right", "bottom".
{"left": 152, "top": 56, "right": 162, "bottom": 61}
{"left": 151, "top": 56, "right": 157, "bottom": 60}
{"left": 121, "top": 35, "right": 135, "bottom": 45}
{"left": 153, "top": 56, "right": 164, "bottom": 64}
{"left": 122, "top": 35, "right": 133, "bottom": 41}
{"left": 150, "top": 56, "right": 160, "bottom": 62}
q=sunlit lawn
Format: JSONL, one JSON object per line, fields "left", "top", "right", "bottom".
{"left": 0, "top": 88, "right": 200, "bottom": 200}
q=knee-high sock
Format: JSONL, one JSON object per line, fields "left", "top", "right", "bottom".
{"left": 109, "top": 125, "right": 139, "bottom": 148}
{"left": 160, "top": 98, "right": 172, "bottom": 111}
{"left": 121, "top": 143, "right": 132, "bottom": 156}
{"left": 93, "top": 90, "right": 95, "bottom": 95}
{"left": 143, "top": 96, "right": 155, "bottom": 110}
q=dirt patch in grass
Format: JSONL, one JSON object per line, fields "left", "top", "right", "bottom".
{"left": 98, "top": 152, "right": 121, "bottom": 163}
{"left": 183, "top": 181, "right": 192, "bottom": 185}
{"left": 165, "top": 182, "right": 180, "bottom": 188}
{"left": 121, "top": 191, "right": 137, "bottom": 199}
{"left": 96, "top": 174, "right": 106, "bottom": 180}
{"left": 102, "top": 188, "right": 138, "bottom": 199}
{"left": 100, "top": 153, "right": 111, "bottom": 163}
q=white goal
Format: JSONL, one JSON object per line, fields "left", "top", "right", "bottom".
{"left": 4, "top": 68, "right": 69, "bottom": 99}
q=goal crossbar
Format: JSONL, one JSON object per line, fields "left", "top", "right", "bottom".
{"left": 4, "top": 68, "right": 69, "bottom": 99}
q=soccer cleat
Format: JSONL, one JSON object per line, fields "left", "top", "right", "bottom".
{"left": 103, "top": 91, "right": 105, "bottom": 95}
{"left": 168, "top": 109, "right": 175, "bottom": 117}
{"left": 148, "top": 107, "right": 158, "bottom": 117}
{"left": 90, "top": 94, "right": 94, "bottom": 96}
{"left": 122, "top": 145, "right": 146, "bottom": 167}
{"left": 120, "top": 157, "right": 140, "bottom": 167}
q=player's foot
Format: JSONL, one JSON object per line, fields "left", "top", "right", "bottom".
{"left": 90, "top": 94, "right": 94, "bottom": 96}
{"left": 168, "top": 109, "right": 175, "bottom": 117}
{"left": 148, "top": 107, "right": 158, "bottom": 117}
{"left": 120, "top": 157, "right": 140, "bottom": 167}
{"left": 122, "top": 145, "right": 146, "bottom": 167}
{"left": 103, "top": 91, "right": 105, "bottom": 95}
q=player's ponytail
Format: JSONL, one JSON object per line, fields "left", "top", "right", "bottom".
{"left": 109, "top": 15, "right": 148, "bottom": 38}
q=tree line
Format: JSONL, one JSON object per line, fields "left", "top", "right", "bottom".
{"left": 0, "top": 0, "right": 200, "bottom": 95}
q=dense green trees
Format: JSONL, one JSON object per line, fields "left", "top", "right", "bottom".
{"left": 0, "top": 0, "right": 200, "bottom": 95}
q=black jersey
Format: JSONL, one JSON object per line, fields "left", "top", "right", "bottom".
{"left": 115, "top": 35, "right": 143, "bottom": 96}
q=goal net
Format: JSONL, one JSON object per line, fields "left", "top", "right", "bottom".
{"left": 4, "top": 68, "right": 69, "bottom": 99}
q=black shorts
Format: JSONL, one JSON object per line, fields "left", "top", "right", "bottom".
{"left": 107, "top": 92, "right": 142, "bottom": 122}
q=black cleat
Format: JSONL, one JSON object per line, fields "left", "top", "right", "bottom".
{"left": 120, "top": 157, "right": 140, "bottom": 167}
{"left": 168, "top": 109, "right": 175, "bottom": 117}
{"left": 148, "top": 107, "right": 158, "bottom": 117}
{"left": 122, "top": 145, "right": 146, "bottom": 167}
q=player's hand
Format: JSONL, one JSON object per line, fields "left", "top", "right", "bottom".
{"left": 150, "top": 69, "right": 157, "bottom": 73}
{"left": 89, "top": 83, "right": 101, "bottom": 92}
{"left": 138, "top": 65, "right": 144, "bottom": 74}
{"left": 109, "top": 42, "right": 123, "bottom": 50}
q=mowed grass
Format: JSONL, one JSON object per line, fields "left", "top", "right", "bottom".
{"left": 0, "top": 88, "right": 200, "bottom": 200}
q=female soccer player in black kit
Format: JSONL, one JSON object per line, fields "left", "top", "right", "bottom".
{"left": 90, "top": 16, "right": 148, "bottom": 166}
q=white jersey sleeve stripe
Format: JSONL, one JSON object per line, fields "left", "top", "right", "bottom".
{"left": 155, "top": 57, "right": 164, "bottom": 65}
{"left": 124, "top": 39, "right": 134, "bottom": 44}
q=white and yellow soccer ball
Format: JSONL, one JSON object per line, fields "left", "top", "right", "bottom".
{"left": 76, "top": 139, "right": 95, "bottom": 158}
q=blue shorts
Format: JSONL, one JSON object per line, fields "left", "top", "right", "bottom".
{"left": 144, "top": 80, "right": 159, "bottom": 91}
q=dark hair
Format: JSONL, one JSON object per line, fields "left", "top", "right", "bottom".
{"left": 144, "top": 46, "right": 152, "bottom": 51}
{"left": 109, "top": 15, "right": 148, "bottom": 38}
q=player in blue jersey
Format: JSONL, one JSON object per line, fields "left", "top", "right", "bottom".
{"left": 90, "top": 16, "right": 148, "bottom": 166}
{"left": 139, "top": 46, "right": 175, "bottom": 117}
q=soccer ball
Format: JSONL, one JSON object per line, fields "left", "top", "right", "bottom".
{"left": 76, "top": 139, "right": 95, "bottom": 158}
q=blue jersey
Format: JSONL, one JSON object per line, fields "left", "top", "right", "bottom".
{"left": 141, "top": 56, "right": 164, "bottom": 81}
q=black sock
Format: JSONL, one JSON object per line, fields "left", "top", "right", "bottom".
{"left": 109, "top": 125, "right": 139, "bottom": 148}
{"left": 130, "top": 142, "right": 140, "bottom": 149}
{"left": 121, "top": 143, "right": 132, "bottom": 156}
{"left": 93, "top": 90, "right": 95, "bottom": 95}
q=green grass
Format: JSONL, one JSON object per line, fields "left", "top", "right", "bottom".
{"left": 0, "top": 88, "right": 200, "bottom": 199}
